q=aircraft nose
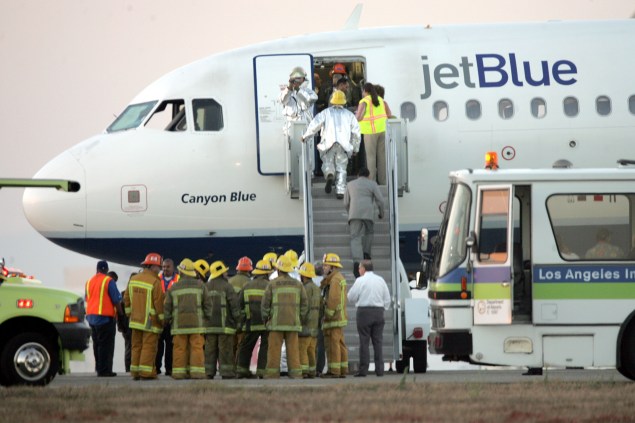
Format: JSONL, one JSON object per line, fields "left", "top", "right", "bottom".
{"left": 22, "top": 151, "right": 86, "bottom": 243}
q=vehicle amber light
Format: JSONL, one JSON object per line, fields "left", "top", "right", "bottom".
{"left": 17, "top": 299, "right": 33, "bottom": 309}
{"left": 460, "top": 276, "right": 468, "bottom": 299}
{"left": 485, "top": 151, "right": 499, "bottom": 169}
{"left": 64, "top": 305, "right": 80, "bottom": 323}
{"left": 413, "top": 327, "right": 424, "bottom": 339}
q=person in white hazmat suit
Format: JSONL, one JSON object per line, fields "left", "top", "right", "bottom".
{"left": 302, "top": 90, "right": 361, "bottom": 199}
{"left": 280, "top": 66, "right": 318, "bottom": 139}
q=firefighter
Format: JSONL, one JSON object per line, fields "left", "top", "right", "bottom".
{"left": 297, "top": 262, "right": 321, "bottom": 378}
{"left": 320, "top": 253, "right": 349, "bottom": 378}
{"left": 261, "top": 255, "right": 308, "bottom": 379}
{"left": 156, "top": 258, "right": 180, "bottom": 376}
{"left": 205, "top": 260, "right": 241, "bottom": 379}
{"left": 164, "top": 259, "right": 212, "bottom": 380}
{"left": 123, "top": 252, "right": 164, "bottom": 380}
{"left": 235, "top": 259, "right": 272, "bottom": 378}
{"left": 229, "top": 256, "right": 253, "bottom": 365}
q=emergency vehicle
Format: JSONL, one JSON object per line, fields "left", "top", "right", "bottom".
{"left": 420, "top": 155, "right": 635, "bottom": 380}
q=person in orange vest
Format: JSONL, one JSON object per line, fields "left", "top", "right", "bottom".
{"left": 85, "top": 260, "right": 125, "bottom": 377}
{"left": 156, "top": 258, "right": 180, "bottom": 376}
{"left": 124, "top": 252, "right": 164, "bottom": 380}
{"left": 355, "top": 82, "right": 392, "bottom": 185}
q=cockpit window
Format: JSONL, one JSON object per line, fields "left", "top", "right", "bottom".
{"left": 144, "top": 100, "right": 186, "bottom": 131}
{"left": 193, "top": 99, "right": 224, "bottom": 131}
{"left": 107, "top": 101, "right": 157, "bottom": 133}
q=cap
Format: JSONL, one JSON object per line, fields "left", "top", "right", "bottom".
{"left": 97, "top": 260, "right": 109, "bottom": 273}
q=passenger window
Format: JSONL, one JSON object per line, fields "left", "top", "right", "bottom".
{"left": 144, "top": 100, "right": 186, "bottom": 131}
{"left": 498, "top": 99, "right": 514, "bottom": 120}
{"left": 478, "top": 189, "right": 510, "bottom": 263}
{"left": 547, "top": 194, "right": 633, "bottom": 261}
{"left": 433, "top": 101, "right": 448, "bottom": 122}
{"left": 596, "top": 96, "right": 611, "bottom": 116}
{"left": 193, "top": 99, "right": 224, "bottom": 131}
{"left": 400, "top": 102, "right": 416, "bottom": 121}
{"left": 563, "top": 96, "right": 579, "bottom": 117}
{"left": 630, "top": 95, "right": 635, "bottom": 115}
{"left": 531, "top": 98, "right": 546, "bottom": 119}
{"left": 466, "top": 100, "right": 481, "bottom": 120}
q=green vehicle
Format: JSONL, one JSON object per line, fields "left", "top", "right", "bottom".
{"left": 0, "top": 259, "right": 90, "bottom": 386}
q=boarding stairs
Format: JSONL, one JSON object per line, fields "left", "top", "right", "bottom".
{"left": 289, "top": 119, "right": 409, "bottom": 370}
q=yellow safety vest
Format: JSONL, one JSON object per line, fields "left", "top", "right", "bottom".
{"left": 359, "top": 96, "right": 388, "bottom": 135}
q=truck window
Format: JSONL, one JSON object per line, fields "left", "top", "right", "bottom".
{"left": 478, "top": 189, "right": 510, "bottom": 263}
{"left": 547, "top": 194, "right": 633, "bottom": 261}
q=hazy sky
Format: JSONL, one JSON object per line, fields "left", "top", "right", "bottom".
{"left": 1, "top": 0, "right": 633, "bottom": 292}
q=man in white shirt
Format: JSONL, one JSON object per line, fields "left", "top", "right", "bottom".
{"left": 346, "top": 260, "right": 391, "bottom": 377}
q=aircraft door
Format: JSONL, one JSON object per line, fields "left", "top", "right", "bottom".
{"left": 253, "top": 54, "right": 313, "bottom": 176}
{"left": 472, "top": 185, "right": 513, "bottom": 325}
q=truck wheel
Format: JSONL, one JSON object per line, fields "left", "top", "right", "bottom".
{"left": 0, "top": 332, "right": 59, "bottom": 386}
{"left": 412, "top": 341, "right": 428, "bottom": 373}
{"left": 395, "top": 349, "right": 411, "bottom": 374}
{"left": 618, "top": 325, "right": 635, "bottom": 381}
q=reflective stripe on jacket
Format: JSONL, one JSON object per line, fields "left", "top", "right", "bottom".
{"left": 261, "top": 275, "right": 308, "bottom": 332}
{"left": 86, "top": 273, "right": 115, "bottom": 317}
{"left": 239, "top": 275, "right": 270, "bottom": 332}
{"left": 322, "top": 270, "right": 348, "bottom": 329}
{"left": 124, "top": 268, "right": 164, "bottom": 333}
{"left": 359, "top": 96, "right": 387, "bottom": 135}
{"left": 164, "top": 276, "right": 211, "bottom": 335}
{"left": 205, "top": 276, "right": 240, "bottom": 335}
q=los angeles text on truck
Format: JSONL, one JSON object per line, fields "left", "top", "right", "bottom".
{"left": 420, "top": 158, "right": 635, "bottom": 380}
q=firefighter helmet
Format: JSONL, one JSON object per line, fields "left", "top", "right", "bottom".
{"left": 330, "top": 90, "right": 346, "bottom": 105}
{"left": 209, "top": 261, "right": 229, "bottom": 280}
{"left": 178, "top": 258, "right": 197, "bottom": 277}
{"left": 284, "top": 249, "right": 299, "bottom": 268}
{"left": 236, "top": 256, "right": 253, "bottom": 272}
{"left": 262, "top": 252, "right": 278, "bottom": 265}
{"left": 332, "top": 63, "right": 346, "bottom": 75}
{"left": 141, "top": 252, "right": 162, "bottom": 266}
{"left": 275, "top": 256, "right": 294, "bottom": 273}
{"left": 289, "top": 66, "right": 307, "bottom": 79}
{"left": 194, "top": 259, "right": 209, "bottom": 278}
{"left": 322, "top": 252, "right": 343, "bottom": 268}
{"left": 252, "top": 259, "right": 274, "bottom": 275}
{"left": 298, "top": 262, "right": 316, "bottom": 279}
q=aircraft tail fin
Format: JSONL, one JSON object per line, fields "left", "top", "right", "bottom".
{"left": 343, "top": 3, "right": 363, "bottom": 30}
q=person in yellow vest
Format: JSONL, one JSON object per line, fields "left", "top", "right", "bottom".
{"left": 320, "top": 253, "right": 349, "bottom": 378}
{"left": 229, "top": 256, "right": 253, "bottom": 367}
{"left": 236, "top": 259, "right": 273, "bottom": 378}
{"left": 85, "top": 260, "right": 124, "bottom": 377}
{"left": 356, "top": 82, "right": 392, "bottom": 185}
{"left": 205, "top": 260, "right": 241, "bottom": 379}
{"left": 261, "top": 255, "right": 308, "bottom": 379}
{"left": 297, "top": 262, "right": 321, "bottom": 378}
{"left": 164, "top": 259, "right": 212, "bottom": 380}
{"left": 156, "top": 258, "right": 180, "bottom": 376}
{"left": 123, "top": 252, "right": 164, "bottom": 380}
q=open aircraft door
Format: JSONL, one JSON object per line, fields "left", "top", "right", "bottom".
{"left": 472, "top": 185, "right": 513, "bottom": 325}
{"left": 253, "top": 54, "right": 313, "bottom": 182}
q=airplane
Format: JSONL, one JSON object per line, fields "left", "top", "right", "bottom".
{"left": 21, "top": 17, "right": 635, "bottom": 271}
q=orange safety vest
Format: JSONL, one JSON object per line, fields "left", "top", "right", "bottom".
{"left": 160, "top": 273, "right": 180, "bottom": 293}
{"left": 359, "top": 96, "right": 388, "bottom": 135}
{"left": 86, "top": 273, "right": 115, "bottom": 317}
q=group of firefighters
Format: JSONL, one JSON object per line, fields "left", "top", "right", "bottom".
{"left": 85, "top": 250, "right": 350, "bottom": 380}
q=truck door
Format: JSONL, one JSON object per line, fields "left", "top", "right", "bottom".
{"left": 472, "top": 185, "right": 513, "bottom": 325}
{"left": 253, "top": 54, "right": 313, "bottom": 175}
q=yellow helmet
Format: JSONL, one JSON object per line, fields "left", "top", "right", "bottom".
{"left": 323, "top": 252, "right": 343, "bottom": 268}
{"left": 298, "top": 262, "right": 316, "bottom": 279}
{"left": 275, "top": 255, "right": 294, "bottom": 273}
{"left": 330, "top": 90, "right": 347, "bottom": 105}
{"left": 194, "top": 259, "right": 209, "bottom": 278}
{"left": 262, "top": 252, "right": 278, "bottom": 265}
{"left": 208, "top": 260, "right": 229, "bottom": 280}
{"left": 284, "top": 249, "right": 299, "bottom": 268}
{"left": 177, "top": 258, "right": 197, "bottom": 277}
{"left": 252, "top": 259, "right": 274, "bottom": 275}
